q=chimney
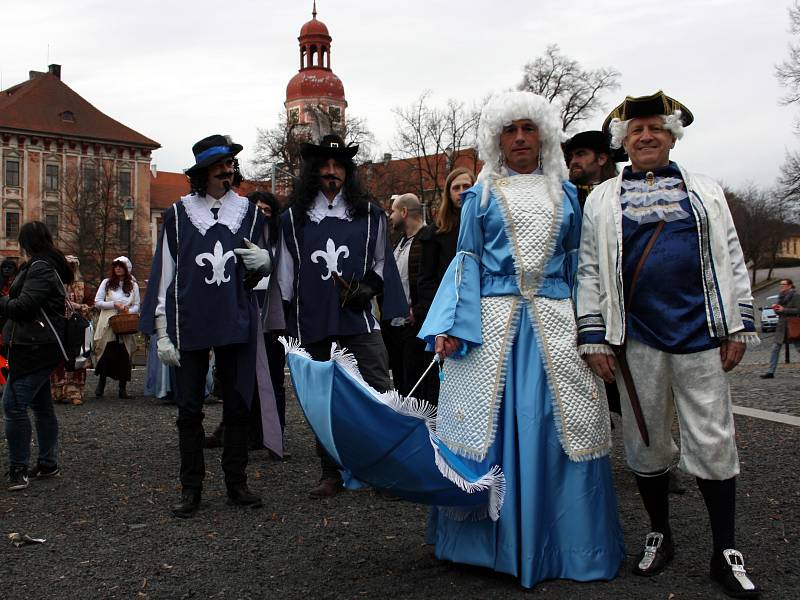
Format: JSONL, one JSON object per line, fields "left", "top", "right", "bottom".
{"left": 48, "top": 64, "right": 61, "bottom": 79}
{"left": 382, "top": 152, "right": 392, "bottom": 166}
{"left": 150, "top": 163, "right": 158, "bottom": 177}
{"left": 29, "top": 70, "right": 45, "bottom": 80}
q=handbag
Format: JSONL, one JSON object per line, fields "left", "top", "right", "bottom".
{"left": 109, "top": 312, "right": 139, "bottom": 335}
{"left": 788, "top": 316, "right": 800, "bottom": 342}
{"left": 44, "top": 270, "right": 90, "bottom": 371}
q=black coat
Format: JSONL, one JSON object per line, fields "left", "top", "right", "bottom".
{"left": 0, "top": 258, "right": 68, "bottom": 376}
{"left": 416, "top": 223, "right": 459, "bottom": 324}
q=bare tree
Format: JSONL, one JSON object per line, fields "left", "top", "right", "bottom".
{"left": 390, "top": 91, "right": 480, "bottom": 204}
{"left": 249, "top": 105, "right": 376, "bottom": 189}
{"left": 778, "top": 150, "right": 800, "bottom": 220}
{"left": 60, "top": 162, "right": 127, "bottom": 286}
{"left": 518, "top": 44, "right": 621, "bottom": 131}
{"left": 776, "top": 1, "right": 800, "bottom": 105}
{"left": 727, "top": 184, "right": 795, "bottom": 283}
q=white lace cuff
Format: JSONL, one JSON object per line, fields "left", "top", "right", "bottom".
{"left": 726, "top": 331, "right": 760, "bottom": 346}
{"left": 578, "top": 343, "right": 614, "bottom": 357}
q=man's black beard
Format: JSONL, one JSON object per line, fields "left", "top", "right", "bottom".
{"left": 223, "top": 180, "right": 232, "bottom": 192}
{"left": 322, "top": 177, "right": 342, "bottom": 193}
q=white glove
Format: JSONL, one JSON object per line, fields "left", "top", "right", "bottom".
{"left": 234, "top": 239, "right": 273, "bottom": 276}
{"left": 155, "top": 315, "right": 181, "bottom": 367}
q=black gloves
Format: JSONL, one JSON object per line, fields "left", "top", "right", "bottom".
{"left": 340, "top": 270, "right": 383, "bottom": 312}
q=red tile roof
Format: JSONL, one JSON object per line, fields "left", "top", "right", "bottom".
{"left": 150, "top": 171, "right": 189, "bottom": 210}
{"left": 0, "top": 69, "right": 159, "bottom": 148}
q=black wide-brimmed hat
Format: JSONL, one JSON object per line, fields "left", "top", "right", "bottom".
{"left": 185, "top": 134, "right": 243, "bottom": 174}
{"left": 602, "top": 90, "right": 694, "bottom": 132}
{"left": 300, "top": 134, "right": 359, "bottom": 161}
{"left": 564, "top": 130, "right": 612, "bottom": 157}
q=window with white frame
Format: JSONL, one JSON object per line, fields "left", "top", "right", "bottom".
{"left": 45, "top": 164, "right": 59, "bottom": 192}
{"left": 5, "top": 159, "right": 20, "bottom": 187}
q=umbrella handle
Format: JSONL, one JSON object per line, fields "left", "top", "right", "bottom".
{"left": 406, "top": 355, "right": 441, "bottom": 399}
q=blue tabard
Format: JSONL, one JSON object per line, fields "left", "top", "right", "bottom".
{"left": 163, "top": 199, "right": 264, "bottom": 351}
{"left": 282, "top": 203, "right": 382, "bottom": 345}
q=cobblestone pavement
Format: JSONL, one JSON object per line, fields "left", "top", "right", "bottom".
{"left": 734, "top": 328, "right": 800, "bottom": 417}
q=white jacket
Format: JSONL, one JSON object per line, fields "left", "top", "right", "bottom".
{"left": 576, "top": 163, "right": 758, "bottom": 352}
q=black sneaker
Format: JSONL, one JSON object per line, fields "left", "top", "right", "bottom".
{"left": 632, "top": 531, "right": 674, "bottom": 576}
{"left": 29, "top": 463, "right": 61, "bottom": 479}
{"left": 710, "top": 549, "right": 761, "bottom": 598}
{"left": 7, "top": 467, "right": 29, "bottom": 491}
{"left": 759, "top": 373, "right": 774, "bottom": 379}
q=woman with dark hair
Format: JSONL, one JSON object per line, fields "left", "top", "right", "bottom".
{"left": 93, "top": 256, "right": 140, "bottom": 399}
{"left": 2, "top": 220, "right": 73, "bottom": 490}
{"left": 415, "top": 167, "right": 475, "bottom": 403}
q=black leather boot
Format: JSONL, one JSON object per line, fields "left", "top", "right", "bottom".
{"left": 118, "top": 381, "right": 132, "bottom": 400}
{"left": 226, "top": 483, "right": 263, "bottom": 508}
{"left": 94, "top": 375, "right": 106, "bottom": 398}
{"left": 171, "top": 490, "right": 201, "bottom": 518}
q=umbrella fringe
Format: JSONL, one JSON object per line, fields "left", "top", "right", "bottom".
{"left": 279, "top": 336, "right": 312, "bottom": 360}
{"left": 432, "top": 443, "right": 506, "bottom": 522}
{"left": 329, "top": 345, "right": 439, "bottom": 431}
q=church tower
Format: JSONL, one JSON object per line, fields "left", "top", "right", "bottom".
{"left": 285, "top": 2, "right": 347, "bottom": 137}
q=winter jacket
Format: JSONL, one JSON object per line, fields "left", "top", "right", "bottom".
{"left": 775, "top": 289, "right": 800, "bottom": 340}
{"left": 0, "top": 258, "right": 68, "bottom": 375}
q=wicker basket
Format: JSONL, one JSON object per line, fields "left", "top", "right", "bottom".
{"left": 109, "top": 313, "right": 139, "bottom": 335}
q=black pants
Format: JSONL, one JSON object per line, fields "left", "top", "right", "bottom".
{"left": 305, "top": 332, "right": 391, "bottom": 480}
{"left": 383, "top": 323, "right": 431, "bottom": 401}
{"left": 175, "top": 346, "right": 250, "bottom": 493}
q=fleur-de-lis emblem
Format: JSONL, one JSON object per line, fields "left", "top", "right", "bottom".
{"left": 310, "top": 238, "right": 350, "bottom": 281}
{"left": 195, "top": 241, "right": 237, "bottom": 286}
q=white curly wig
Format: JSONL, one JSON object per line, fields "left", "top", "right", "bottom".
{"left": 476, "top": 91, "right": 568, "bottom": 208}
{"left": 609, "top": 110, "right": 685, "bottom": 150}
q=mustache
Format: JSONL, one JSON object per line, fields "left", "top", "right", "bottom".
{"left": 215, "top": 171, "right": 235, "bottom": 180}
{"left": 322, "top": 174, "right": 342, "bottom": 182}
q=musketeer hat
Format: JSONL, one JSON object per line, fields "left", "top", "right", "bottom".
{"left": 300, "top": 134, "right": 359, "bottom": 161}
{"left": 185, "top": 134, "right": 243, "bottom": 174}
{"left": 602, "top": 90, "right": 694, "bottom": 132}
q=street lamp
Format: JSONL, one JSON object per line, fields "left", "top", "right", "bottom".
{"left": 122, "top": 199, "right": 134, "bottom": 259}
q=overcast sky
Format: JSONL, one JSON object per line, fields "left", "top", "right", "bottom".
{"left": 1, "top": 0, "right": 796, "bottom": 190}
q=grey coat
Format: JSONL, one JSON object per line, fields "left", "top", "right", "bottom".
{"left": 775, "top": 288, "right": 800, "bottom": 340}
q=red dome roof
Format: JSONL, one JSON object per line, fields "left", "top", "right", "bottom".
{"left": 286, "top": 68, "right": 344, "bottom": 102}
{"left": 300, "top": 17, "right": 329, "bottom": 38}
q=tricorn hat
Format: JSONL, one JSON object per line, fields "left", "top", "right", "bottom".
{"left": 602, "top": 90, "right": 694, "bottom": 132}
{"left": 185, "top": 134, "right": 243, "bottom": 174}
{"left": 300, "top": 134, "right": 358, "bottom": 161}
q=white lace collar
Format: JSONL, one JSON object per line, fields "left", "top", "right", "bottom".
{"left": 181, "top": 191, "right": 250, "bottom": 236}
{"left": 308, "top": 190, "right": 351, "bottom": 223}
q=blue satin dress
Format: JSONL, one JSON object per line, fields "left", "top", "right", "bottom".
{"left": 418, "top": 178, "right": 625, "bottom": 588}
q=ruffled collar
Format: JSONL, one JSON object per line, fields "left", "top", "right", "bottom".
{"left": 620, "top": 161, "right": 689, "bottom": 225}
{"left": 181, "top": 191, "right": 249, "bottom": 236}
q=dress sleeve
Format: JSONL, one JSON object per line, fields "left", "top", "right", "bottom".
{"left": 418, "top": 186, "right": 485, "bottom": 349}
{"left": 94, "top": 279, "right": 114, "bottom": 310}
{"left": 562, "top": 181, "right": 581, "bottom": 293}
{"left": 129, "top": 283, "right": 141, "bottom": 314}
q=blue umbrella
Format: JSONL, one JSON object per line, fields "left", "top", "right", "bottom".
{"left": 284, "top": 340, "right": 505, "bottom": 519}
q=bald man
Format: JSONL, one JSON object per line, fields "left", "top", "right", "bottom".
{"left": 384, "top": 193, "right": 429, "bottom": 399}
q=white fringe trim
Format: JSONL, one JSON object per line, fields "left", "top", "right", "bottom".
{"left": 433, "top": 442, "right": 505, "bottom": 522}
{"left": 726, "top": 331, "right": 761, "bottom": 346}
{"left": 578, "top": 343, "right": 615, "bottom": 356}
{"left": 286, "top": 336, "right": 507, "bottom": 519}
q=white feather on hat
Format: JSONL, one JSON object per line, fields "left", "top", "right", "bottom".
{"left": 476, "top": 91, "right": 567, "bottom": 208}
